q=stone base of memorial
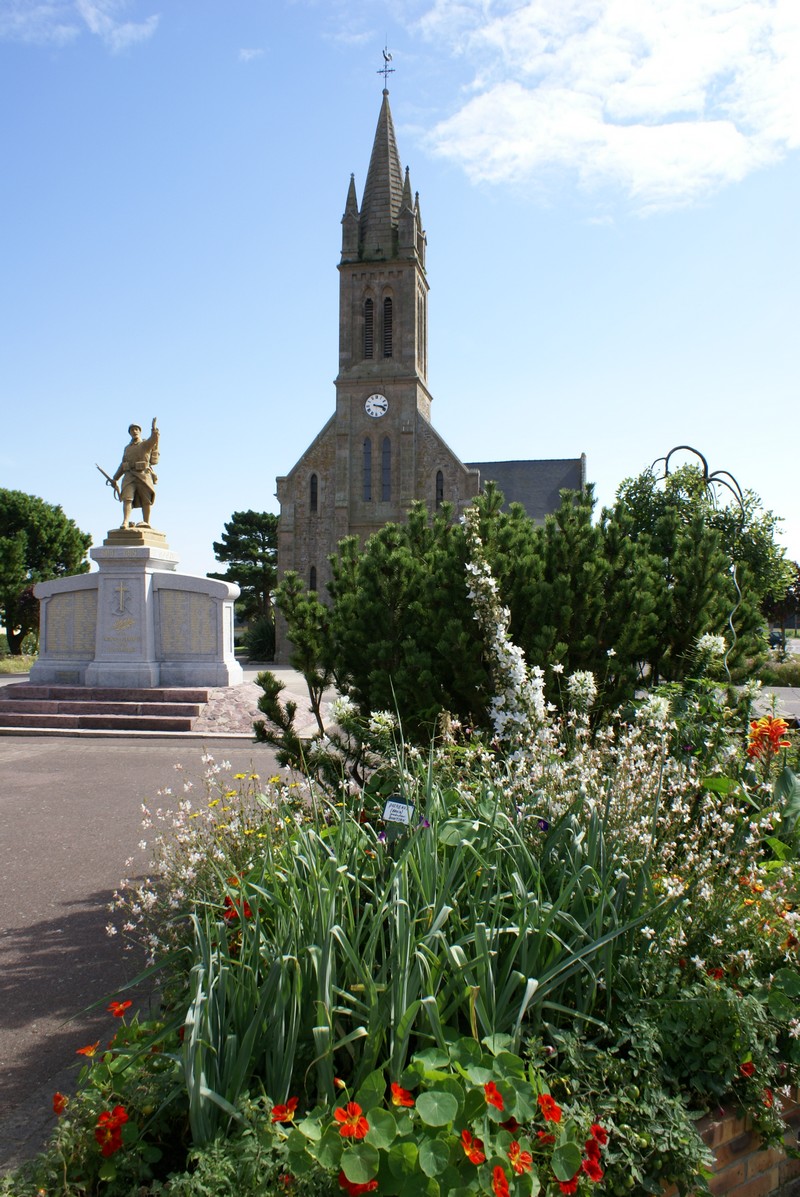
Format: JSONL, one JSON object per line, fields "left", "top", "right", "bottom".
{"left": 30, "top": 528, "right": 243, "bottom": 689}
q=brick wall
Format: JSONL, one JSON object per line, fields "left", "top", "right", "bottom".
{"left": 662, "top": 1092, "right": 800, "bottom": 1197}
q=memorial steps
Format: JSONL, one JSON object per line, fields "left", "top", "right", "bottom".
{"left": 0, "top": 683, "right": 209, "bottom": 734}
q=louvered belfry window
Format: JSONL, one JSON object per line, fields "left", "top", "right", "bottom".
{"left": 435, "top": 470, "right": 444, "bottom": 509}
{"left": 383, "top": 297, "right": 393, "bottom": 358}
{"left": 309, "top": 566, "right": 317, "bottom": 591}
{"left": 309, "top": 473, "right": 318, "bottom": 513}
{"left": 364, "top": 298, "right": 374, "bottom": 359}
{"left": 363, "top": 438, "right": 372, "bottom": 501}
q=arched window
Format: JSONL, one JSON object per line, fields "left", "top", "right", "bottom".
{"left": 309, "top": 473, "right": 318, "bottom": 513}
{"left": 364, "top": 298, "right": 374, "bottom": 359}
{"left": 383, "top": 297, "right": 393, "bottom": 358}
{"left": 435, "top": 470, "right": 444, "bottom": 509}
{"left": 381, "top": 436, "right": 391, "bottom": 501}
{"left": 363, "top": 438, "right": 372, "bottom": 501}
{"left": 309, "top": 566, "right": 317, "bottom": 592}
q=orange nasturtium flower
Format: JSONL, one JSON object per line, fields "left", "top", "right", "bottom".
{"left": 338, "top": 1171, "right": 378, "bottom": 1196}
{"left": 460, "top": 1129, "right": 486, "bottom": 1164}
{"left": 484, "top": 1081, "right": 504, "bottom": 1111}
{"left": 492, "top": 1165, "right": 510, "bottom": 1197}
{"left": 53, "top": 1092, "right": 68, "bottom": 1116}
{"left": 76, "top": 1041, "right": 100, "bottom": 1057}
{"left": 537, "top": 1093, "right": 562, "bottom": 1123}
{"left": 747, "top": 715, "right": 791, "bottom": 760}
{"left": 94, "top": 1106, "right": 129, "bottom": 1157}
{"left": 271, "top": 1097, "right": 299, "bottom": 1124}
{"left": 334, "top": 1102, "right": 369, "bottom": 1139}
{"left": 508, "top": 1141, "right": 533, "bottom": 1175}
{"left": 107, "top": 1000, "right": 133, "bottom": 1018}
{"left": 390, "top": 1083, "right": 414, "bottom": 1107}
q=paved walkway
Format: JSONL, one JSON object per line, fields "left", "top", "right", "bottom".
{"left": 0, "top": 665, "right": 328, "bottom": 1172}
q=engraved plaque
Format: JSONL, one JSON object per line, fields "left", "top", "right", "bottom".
{"left": 45, "top": 590, "right": 98, "bottom": 659}
{"left": 158, "top": 590, "right": 217, "bottom": 658}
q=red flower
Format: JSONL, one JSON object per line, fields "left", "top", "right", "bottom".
{"left": 53, "top": 1092, "right": 68, "bottom": 1116}
{"left": 492, "top": 1165, "right": 510, "bottom": 1197}
{"left": 748, "top": 716, "right": 791, "bottom": 760}
{"left": 537, "top": 1130, "right": 556, "bottom": 1145}
{"left": 338, "top": 1171, "right": 378, "bottom": 1196}
{"left": 334, "top": 1102, "right": 369, "bottom": 1139}
{"left": 107, "top": 1000, "right": 133, "bottom": 1018}
{"left": 500, "top": 1116, "right": 521, "bottom": 1132}
{"left": 558, "top": 1174, "right": 580, "bottom": 1195}
{"left": 94, "top": 1106, "right": 128, "bottom": 1157}
{"left": 582, "top": 1158, "right": 604, "bottom": 1183}
{"left": 538, "top": 1093, "right": 562, "bottom": 1123}
{"left": 585, "top": 1139, "right": 601, "bottom": 1162}
{"left": 390, "top": 1083, "right": 414, "bottom": 1107}
{"left": 590, "top": 1123, "right": 608, "bottom": 1146}
{"left": 508, "top": 1141, "right": 533, "bottom": 1175}
{"left": 707, "top": 967, "right": 725, "bottom": 981}
{"left": 739, "top": 1061, "right": 756, "bottom": 1078}
{"left": 272, "top": 1097, "right": 299, "bottom": 1123}
{"left": 76, "top": 1040, "right": 100, "bottom": 1057}
{"left": 460, "top": 1129, "right": 486, "bottom": 1164}
{"left": 763, "top": 1088, "right": 774, "bottom": 1108}
{"left": 485, "top": 1081, "right": 504, "bottom": 1111}
{"left": 223, "top": 894, "right": 253, "bottom": 922}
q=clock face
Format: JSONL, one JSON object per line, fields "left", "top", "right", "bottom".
{"left": 365, "top": 393, "right": 389, "bottom": 418}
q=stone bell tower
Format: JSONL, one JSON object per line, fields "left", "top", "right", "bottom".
{"left": 276, "top": 87, "right": 480, "bottom": 602}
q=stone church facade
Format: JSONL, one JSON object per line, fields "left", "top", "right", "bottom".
{"left": 276, "top": 88, "right": 585, "bottom": 604}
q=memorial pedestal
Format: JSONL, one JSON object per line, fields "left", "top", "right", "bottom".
{"left": 31, "top": 529, "right": 243, "bottom": 689}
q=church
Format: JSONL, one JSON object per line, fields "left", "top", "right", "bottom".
{"left": 275, "top": 85, "right": 585, "bottom": 599}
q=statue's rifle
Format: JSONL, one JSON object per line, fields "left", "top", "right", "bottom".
{"left": 96, "top": 463, "right": 121, "bottom": 500}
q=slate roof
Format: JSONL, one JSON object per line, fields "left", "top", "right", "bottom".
{"left": 465, "top": 456, "right": 587, "bottom": 522}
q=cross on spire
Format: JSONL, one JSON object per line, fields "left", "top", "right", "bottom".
{"left": 378, "top": 45, "right": 394, "bottom": 88}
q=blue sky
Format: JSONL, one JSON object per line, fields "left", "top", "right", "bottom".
{"left": 2, "top": 0, "right": 798, "bottom": 579}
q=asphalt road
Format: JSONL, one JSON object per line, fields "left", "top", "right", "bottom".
{"left": 0, "top": 733, "right": 278, "bottom": 1172}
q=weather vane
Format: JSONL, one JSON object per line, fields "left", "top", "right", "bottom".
{"left": 378, "top": 44, "right": 394, "bottom": 88}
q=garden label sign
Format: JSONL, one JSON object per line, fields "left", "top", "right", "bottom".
{"left": 383, "top": 797, "right": 415, "bottom": 825}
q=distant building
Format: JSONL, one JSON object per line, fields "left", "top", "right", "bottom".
{"left": 276, "top": 87, "right": 584, "bottom": 607}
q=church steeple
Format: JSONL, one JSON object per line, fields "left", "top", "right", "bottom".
{"left": 357, "top": 89, "right": 405, "bottom": 260}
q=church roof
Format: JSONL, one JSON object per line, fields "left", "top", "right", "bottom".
{"left": 359, "top": 89, "right": 405, "bottom": 259}
{"left": 465, "top": 457, "right": 587, "bottom": 522}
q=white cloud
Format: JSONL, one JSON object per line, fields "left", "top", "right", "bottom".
{"left": 239, "top": 47, "right": 265, "bottom": 62}
{"left": 0, "top": 0, "right": 79, "bottom": 44}
{"left": 416, "top": 0, "right": 800, "bottom": 210}
{"left": 76, "top": 0, "right": 158, "bottom": 51}
{"left": 0, "top": 0, "right": 158, "bottom": 50}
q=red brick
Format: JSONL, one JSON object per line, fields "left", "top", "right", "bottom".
{"left": 724, "top": 1166, "right": 780, "bottom": 1197}
{"left": 714, "top": 1135, "right": 760, "bottom": 1168}
{"left": 709, "top": 1160, "right": 747, "bottom": 1193}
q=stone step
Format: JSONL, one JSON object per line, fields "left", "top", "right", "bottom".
{"left": 2, "top": 685, "right": 209, "bottom": 703}
{"left": 0, "top": 712, "right": 195, "bottom": 731}
{"left": 0, "top": 700, "right": 203, "bottom": 717}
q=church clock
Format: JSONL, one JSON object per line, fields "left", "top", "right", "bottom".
{"left": 365, "top": 393, "right": 389, "bottom": 418}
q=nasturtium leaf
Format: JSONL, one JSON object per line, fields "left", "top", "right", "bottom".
{"left": 551, "top": 1142, "right": 582, "bottom": 1182}
{"left": 494, "top": 1050, "right": 525, "bottom": 1076}
{"left": 356, "top": 1069, "right": 386, "bottom": 1111}
{"left": 416, "top": 1090, "right": 459, "bottom": 1126}
{"left": 414, "top": 1047, "right": 450, "bottom": 1070}
{"left": 388, "top": 1140, "right": 418, "bottom": 1178}
{"left": 482, "top": 1034, "right": 514, "bottom": 1056}
{"left": 464, "top": 1065, "right": 493, "bottom": 1085}
{"left": 447, "top": 1037, "right": 482, "bottom": 1067}
{"left": 438, "top": 820, "right": 477, "bottom": 846}
{"left": 419, "top": 1137, "right": 451, "bottom": 1176}
{"left": 98, "top": 1162, "right": 117, "bottom": 1182}
{"left": 296, "top": 1118, "right": 321, "bottom": 1142}
{"left": 774, "top": 967, "right": 800, "bottom": 996}
{"left": 365, "top": 1108, "right": 397, "bottom": 1149}
{"left": 308, "top": 1129, "right": 343, "bottom": 1170}
{"left": 341, "top": 1144, "right": 380, "bottom": 1184}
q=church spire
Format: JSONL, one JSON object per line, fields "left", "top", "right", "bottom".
{"left": 359, "top": 89, "right": 405, "bottom": 260}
